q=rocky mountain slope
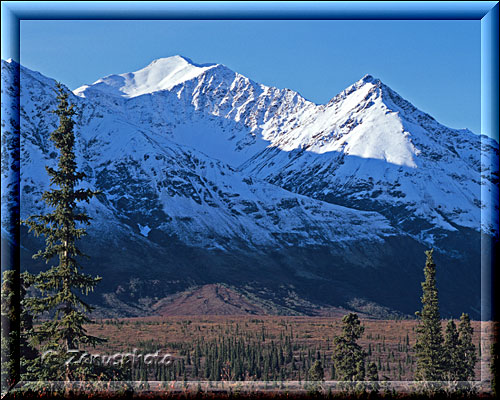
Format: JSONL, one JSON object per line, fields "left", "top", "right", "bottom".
{"left": 2, "top": 56, "right": 498, "bottom": 318}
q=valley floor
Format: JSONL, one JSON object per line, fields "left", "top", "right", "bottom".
{"left": 81, "top": 316, "right": 493, "bottom": 386}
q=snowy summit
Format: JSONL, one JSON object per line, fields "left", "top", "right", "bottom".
{"left": 74, "top": 55, "right": 218, "bottom": 98}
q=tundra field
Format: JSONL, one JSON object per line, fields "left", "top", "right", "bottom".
{"left": 82, "top": 316, "right": 494, "bottom": 383}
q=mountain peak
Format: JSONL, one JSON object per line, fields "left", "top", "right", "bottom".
{"left": 326, "top": 74, "right": 382, "bottom": 106}
{"left": 356, "top": 74, "right": 383, "bottom": 88}
{"left": 360, "top": 74, "right": 375, "bottom": 82}
{"left": 74, "top": 55, "right": 218, "bottom": 98}
{"left": 145, "top": 55, "right": 218, "bottom": 70}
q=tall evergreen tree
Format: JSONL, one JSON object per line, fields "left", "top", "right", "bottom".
{"left": 443, "top": 320, "right": 462, "bottom": 381}
{"left": 22, "top": 84, "right": 103, "bottom": 381}
{"left": 332, "top": 313, "right": 366, "bottom": 381}
{"left": 457, "top": 313, "right": 476, "bottom": 380}
{"left": 414, "top": 249, "right": 445, "bottom": 381}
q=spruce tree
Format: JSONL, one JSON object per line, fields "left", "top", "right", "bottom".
{"left": 308, "top": 360, "right": 324, "bottom": 381}
{"left": 366, "top": 362, "right": 379, "bottom": 393}
{"left": 414, "top": 249, "right": 445, "bottom": 381}
{"left": 332, "top": 313, "right": 366, "bottom": 381}
{"left": 457, "top": 313, "right": 476, "bottom": 380}
{"left": 443, "top": 320, "right": 462, "bottom": 381}
{"left": 21, "top": 84, "right": 103, "bottom": 381}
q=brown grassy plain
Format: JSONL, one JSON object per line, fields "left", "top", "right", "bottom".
{"left": 83, "top": 316, "right": 493, "bottom": 382}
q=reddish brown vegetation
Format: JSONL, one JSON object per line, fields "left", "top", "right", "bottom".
{"left": 83, "top": 316, "right": 492, "bottom": 382}
{"left": 154, "top": 285, "right": 267, "bottom": 316}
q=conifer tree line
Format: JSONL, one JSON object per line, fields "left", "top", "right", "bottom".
{"left": 120, "top": 329, "right": 331, "bottom": 382}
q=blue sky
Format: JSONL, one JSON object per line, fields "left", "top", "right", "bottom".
{"left": 19, "top": 19, "right": 481, "bottom": 134}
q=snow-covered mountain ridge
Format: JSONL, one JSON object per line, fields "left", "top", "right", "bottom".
{"left": 2, "top": 58, "right": 396, "bottom": 250}
{"left": 74, "top": 56, "right": 219, "bottom": 99}
{"left": 73, "top": 56, "right": 498, "bottom": 237}
{"left": 1, "top": 56, "right": 497, "bottom": 318}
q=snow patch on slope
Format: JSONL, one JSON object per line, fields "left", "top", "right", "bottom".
{"left": 138, "top": 224, "right": 151, "bottom": 237}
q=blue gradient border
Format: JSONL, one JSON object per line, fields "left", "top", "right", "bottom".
{"left": 1, "top": 0, "right": 499, "bottom": 391}
{"left": 480, "top": 3, "right": 499, "bottom": 329}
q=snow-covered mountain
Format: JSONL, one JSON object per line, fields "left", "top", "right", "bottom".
{"left": 2, "top": 56, "right": 498, "bottom": 318}
{"left": 74, "top": 56, "right": 219, "bottom": 99}
{"left": 73, "top": 56, "right": 498, "bottom": 239}
{"left": 242, "top": 74, "right": 499, "bottom": 238}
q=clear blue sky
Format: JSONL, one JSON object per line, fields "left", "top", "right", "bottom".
{"left": 19, "top": 19, "right": 481, "bottom": 134}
